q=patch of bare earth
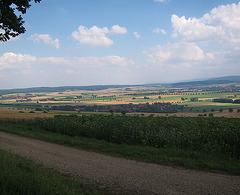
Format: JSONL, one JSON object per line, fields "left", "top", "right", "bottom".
{"left": 0, "top": 132, "right": 239, "bottom": 195}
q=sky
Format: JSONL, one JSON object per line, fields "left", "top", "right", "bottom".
{"left": 1, "top": 0, "right": 240, "bottom": 89}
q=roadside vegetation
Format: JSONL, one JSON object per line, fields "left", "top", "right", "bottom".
{"left": 0, "top": 115, "right": 239, "bottom": 175}
{"left": 0, "top": 149, "right": 105, "bottom": 195}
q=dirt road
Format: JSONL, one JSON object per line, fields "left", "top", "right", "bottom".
{"left": 0, "top": 131, "right": 239, "bottom": 195}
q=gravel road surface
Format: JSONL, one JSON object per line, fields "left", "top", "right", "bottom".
{"left": 0, "top": 131, "right": 239, "bottom": 194}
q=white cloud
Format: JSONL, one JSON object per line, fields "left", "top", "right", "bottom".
{"left": 0, "top": 52, "right": 36, "bottom": 70}
{"left": 0, "top": 52, "right": 134, "bottom": 71}
{"left": 0, "top": 52, "right": 136, "bottom": 88}
{"left": 171, "top": 2, "right": 240, "bottom": 45}
{"left": 141, "top": 42, "right": 240, "bottom": 83}
{"left": 145, "top": 42, "right": 208, "bottom": 66}
{"left": 133, "top": 32, "right": 141, "bottom": 39}
{"left": 30, "top": 33, "right": 60, "bottom": 49}
{"left": 154, "top": 0, "right": 169, "bottom": 2}
{"left": 110, "top": 25, "right": 127, "bottom": 34}
{"left": 72, "top": 25, "right": 127, "bottom": 47}
{"left": 153, "top": 28, "right": 167, "bottom": 35}
{"left": 41, "top": 56, "right": 134, "bottom": 68}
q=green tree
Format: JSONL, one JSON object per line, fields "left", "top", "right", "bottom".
{"left": 219, "top": 109, "right": 223, "bottom": 113}
{"left": 190, "top": 98, "right": 198, "bottom": 102}
{"left": 0, "top": 0, "right": 41, "bottom": 41}
{"left": 229, "top": 108, "right": 233, "bottom": 113}
{"left": 209, "top": 113, "right": 214, "bottom": 117}
{"left": 121, "top": 110, "right": 126, "bottom": 116}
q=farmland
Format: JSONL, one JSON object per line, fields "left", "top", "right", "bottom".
{"left": 0, "top": 82, "right": 240, "bottom": 117}
{"left": 0, "top": 81, "right": 240, "bottom": 169}
{"left": 0, "top": 81, "right": 240, "bottom": 194}
{"left": 1, "top": 115, "right": 240, "bottom": 175}
{"left": 33, "top": 115, "right": 240, "bottom": 158}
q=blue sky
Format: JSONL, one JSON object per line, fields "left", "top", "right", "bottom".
{"left": 1, "top": 0, "right": 240, "bottom": 89}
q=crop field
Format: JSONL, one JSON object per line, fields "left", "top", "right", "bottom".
{"left": 1, "top": 107, "right": 240, "bottom": 120}
{"left": 1, "top": 82, "right": 240, "bottom": 176}
{"left": 18, "top": 115, "right": 240, "bottom": 160}
{"left": 0, "top": 85, "right": 240, "bottom": 118}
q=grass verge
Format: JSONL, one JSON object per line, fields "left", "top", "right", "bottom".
{"left": 0, "top": 149, "right": 106, "bottom": 195}
{"left": 0, "top": 122, "right": 239, "bottom": 176}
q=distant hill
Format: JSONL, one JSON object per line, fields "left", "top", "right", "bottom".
{"left": 0, "top": 85, "right": 137, "bottom": 95}
{"left": 170, "top": 76, "right": 240, "bottom": 88}
{"left": 208, "top": 76, "right": 240, "bottom": 82}
{"left": 0, "top": 76, "right": 240, "bottom": 95}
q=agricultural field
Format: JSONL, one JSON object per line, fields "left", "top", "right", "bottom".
{"left": 0, "top": 82, "right": 240, "bottom": 184}
{"left": 0, "top": 84, "right": 240, "bottom": 118}
{"left": 32, "top": 114, "right": 240, "bottom": 158}
{"left": 1, "top": 114, "right": 240, "bottom": 175}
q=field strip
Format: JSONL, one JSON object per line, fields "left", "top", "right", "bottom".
{"left": 0, "top": 131, "right": 240, "bottom": 194}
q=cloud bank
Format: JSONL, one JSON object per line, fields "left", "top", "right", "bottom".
{"left": 171, "top": 2, "right": 240, "bottom": 45}
{"left": 0, "top": 52, "right": 135, "bottom": 88}
{"left": 143, "top": 2, "right": 240, "bottom": 82}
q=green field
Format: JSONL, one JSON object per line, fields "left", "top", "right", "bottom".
{"left": 1, "top": 84, "right": 240, "bottom": 117}
{"left": 1, "top": 115, "right": 239, "bottom": 175}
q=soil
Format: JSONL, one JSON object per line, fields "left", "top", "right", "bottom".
{"left": 0, "top": 131, "right": 240, "bottom": 195}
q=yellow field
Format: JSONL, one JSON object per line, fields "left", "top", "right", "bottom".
{"left": 0, "top": 108, "right": 56, "bottom": 120}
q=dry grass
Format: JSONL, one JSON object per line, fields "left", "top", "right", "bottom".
{"left": 0, "top": 108, "right": 55, "bottom": 120}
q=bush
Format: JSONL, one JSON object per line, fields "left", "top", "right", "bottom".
{"left": 209, "top": 113, "right": 214, "bottom": 117}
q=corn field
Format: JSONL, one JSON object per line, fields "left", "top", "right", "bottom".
{"left": 33, "top": 115, "right": 240, "bottom": 159}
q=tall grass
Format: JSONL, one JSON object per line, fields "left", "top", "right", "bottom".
{"left": 0, "top": 149, "right": 104, "bottom": 195}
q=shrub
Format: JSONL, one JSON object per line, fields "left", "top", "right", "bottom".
{"left": 209, "top": 113, "right": 214, "bottom": 117}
